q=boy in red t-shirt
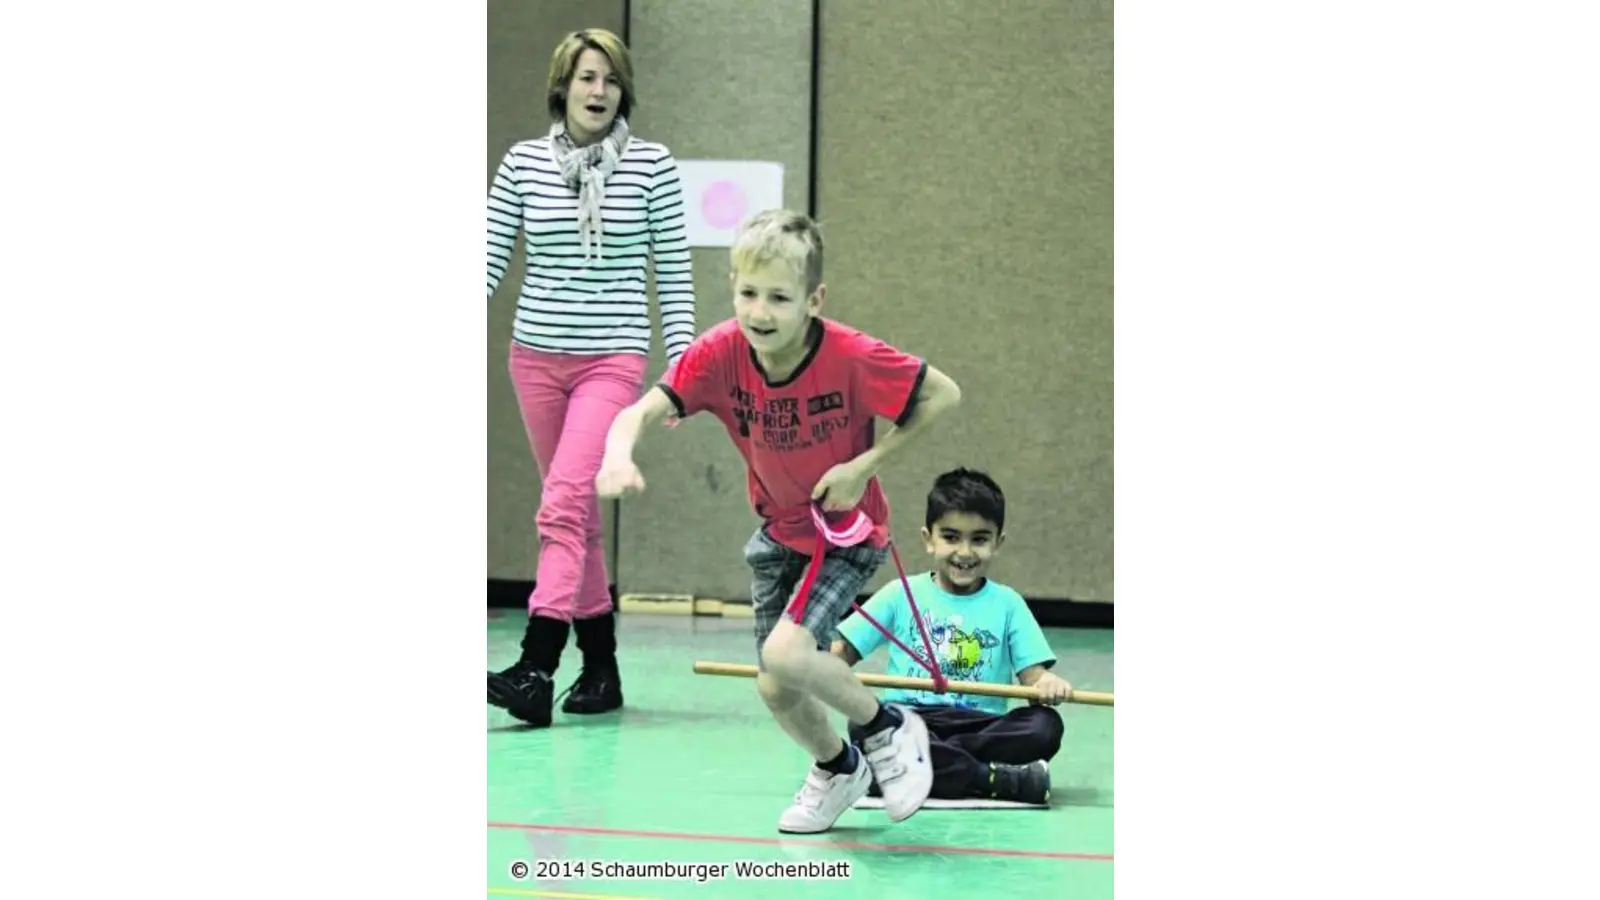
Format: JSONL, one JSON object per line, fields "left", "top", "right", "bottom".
{"left": 597, "top": 209, "right": 963, "bottom": 833}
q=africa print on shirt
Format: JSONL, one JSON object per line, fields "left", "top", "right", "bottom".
{"left": 726, "top": 384, "right": 850, "bottom": 452}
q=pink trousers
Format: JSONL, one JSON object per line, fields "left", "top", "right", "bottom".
{"left": 508, "top": 343, "right": 647, "bottom": 622}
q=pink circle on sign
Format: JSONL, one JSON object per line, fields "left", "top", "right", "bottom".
{"left": 701, "top": 180, "right": 749, "bottom": 230}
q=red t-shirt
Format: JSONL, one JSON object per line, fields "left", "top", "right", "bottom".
{"left": 659, "top": 317, "right": 928, "bottom": 553}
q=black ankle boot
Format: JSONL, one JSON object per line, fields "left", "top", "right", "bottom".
{"left": 561, "top": 613, "right": 623, "bottom": 714}
{"left": 985, "top": 761, "right": 1052, "bottom": 804}
{"left": 487, "top": 615, "right": 570, "bottom": 727}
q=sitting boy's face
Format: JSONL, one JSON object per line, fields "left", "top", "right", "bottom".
{"left": 922, "top": 511, "right": 1004, "bottom": 595}
{"left": 731, "top": 260, "right": 820, "bottom": 361}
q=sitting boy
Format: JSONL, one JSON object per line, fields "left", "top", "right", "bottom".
{"left": 832, "top": 468, "right": 1069, "bottom": 805}
{"left": 596, "top": 209, "right": 964, "bottom": 832}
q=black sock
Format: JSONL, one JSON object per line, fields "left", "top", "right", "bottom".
{"left": 518, "top": 614, "right": 570, "bottom": 675}
{"left": 818, "top": 742, "right": 858, "bottom": 775}
{"left": 863, "top": 702, "right": 903, "bottom": 736}
{"left": 572, "top": 613, "right": 618, "bottom": 671}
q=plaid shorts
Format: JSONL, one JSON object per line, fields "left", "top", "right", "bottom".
{"left": 743, "top": 526, "right": 888, "bottom": 662}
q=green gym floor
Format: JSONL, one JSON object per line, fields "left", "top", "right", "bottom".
{"left": 487, "top": 611, "right": 1115, "bottom": 900}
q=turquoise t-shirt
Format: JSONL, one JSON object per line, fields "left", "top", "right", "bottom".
{"left": 836, "top": 572, "right": 1056, "bottom": 716}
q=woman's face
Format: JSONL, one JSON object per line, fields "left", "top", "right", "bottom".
{"left": 564, "top": 48, "right": 622, "bottom": 144}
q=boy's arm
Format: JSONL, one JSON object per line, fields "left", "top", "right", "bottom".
{"left": 829, "top": 637, "right": 863, "bottom": 667}
{"left": 609, "top": 385, "right": 676, "bottom": 451}
{"left": 1017, "top": 662, "right": 1073, "bottom": 706}
{"left": 596, "top": 386, "right": 677, "bottom": 498}
{"left": 1010, "top": 593, "right": 1070, "bottom": 704}
{"left": 813, "top": 364, "right": 962, "bottom": 509}
{"left": 850, "top": 364, "right": 961, "bottom": 480}
{"left": 834, "top": 587, "right": 897, "bottom": 661}
{"left": 1016, "top": 663, "right": 1055, "bottom": 686}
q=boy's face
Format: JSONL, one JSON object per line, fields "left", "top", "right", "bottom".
{"left": 922, "top": 511, "right": 1005, "bottom": 594}
{"left": 731, "top": 260, "right": 822, "bottom": 362}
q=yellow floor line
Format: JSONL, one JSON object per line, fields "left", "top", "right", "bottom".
{"left": 487, "top": 888, "right": 655, "bottom": 900}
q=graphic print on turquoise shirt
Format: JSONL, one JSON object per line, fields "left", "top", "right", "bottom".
{"left": 836, "top": 572, "right": 1056, "bottom": 716}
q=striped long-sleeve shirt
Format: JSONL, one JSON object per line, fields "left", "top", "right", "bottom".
{"left": 486, "top": 136, "right": 697, "bottom": 364}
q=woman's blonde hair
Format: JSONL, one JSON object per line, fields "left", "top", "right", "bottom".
{"left": 545, "top": 29, "right": 636, "bottom": 122}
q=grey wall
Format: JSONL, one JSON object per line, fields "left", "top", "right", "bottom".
{"left": 815, "top": 0, "right": 1115, "bottom": 602}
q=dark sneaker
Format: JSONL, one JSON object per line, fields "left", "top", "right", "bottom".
{"left": 488, "top": 661, "right": 554, "bottom": 727}
{"left": 986, "top": 760, "right": 1052, "bottom": 804}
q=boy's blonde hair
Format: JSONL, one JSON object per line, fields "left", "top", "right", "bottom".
{"left": 545, "top": 29, "right": 636, "bottom": 121}
{"left": 730, "top": 209, "right": 825, "bottom": 296}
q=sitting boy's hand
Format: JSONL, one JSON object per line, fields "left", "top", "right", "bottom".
{"left": 596, "top": 458, "right": 646, "bottom": 498}
{"left": 1032, "top": 672, "right": 1074, "bottom": 706}
{"left": 812, "top": 460, "right": 871, "bottom": 512}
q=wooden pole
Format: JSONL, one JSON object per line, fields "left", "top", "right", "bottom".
{"left": 692, "top": 660, "right": 1114, "bottom": 707}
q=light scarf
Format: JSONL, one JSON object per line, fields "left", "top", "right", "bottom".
{"left": 548, "top": 116, "right": 631, "bottom": 260}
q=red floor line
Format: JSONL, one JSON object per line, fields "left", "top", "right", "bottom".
{"left": 487, "top": 821, "right": 1113, "bottom": 862}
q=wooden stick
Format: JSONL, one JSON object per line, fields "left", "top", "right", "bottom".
{"left": 692, "top": 660, "right": 1114, "bottom": 707}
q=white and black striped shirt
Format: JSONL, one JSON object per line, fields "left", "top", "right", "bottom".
{"left": 486, "top": 136, "right": 697, "bottom": 363}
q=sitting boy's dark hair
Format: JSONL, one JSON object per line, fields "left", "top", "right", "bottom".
{"left": 925, "top": 467, "right": 1006, "bottom": 531}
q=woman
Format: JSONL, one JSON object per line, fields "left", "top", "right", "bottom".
{"left": 486, "top": 28, "right": 697, "bottom": 728}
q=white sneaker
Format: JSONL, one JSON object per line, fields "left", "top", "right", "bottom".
{"left": 777, "top": 755, "right": 871, "bottom": 834}
{"left": 860, "top": 704, "right": 933, "bottom": 822}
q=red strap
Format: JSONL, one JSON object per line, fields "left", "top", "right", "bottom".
{"left": 887, "top": 540, "right": 947, "bottom": 693}
{"left": 783, "top": 506, "right": 948, "bottom": 693}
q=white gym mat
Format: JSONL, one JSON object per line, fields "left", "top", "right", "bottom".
{"left": 852, "top": 797, "right": 1048, "bottom": 810}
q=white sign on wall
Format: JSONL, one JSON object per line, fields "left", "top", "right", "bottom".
{"left": 675, "top": 160, "right": 785, "bottom": 248}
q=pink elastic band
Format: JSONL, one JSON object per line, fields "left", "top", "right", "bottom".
{"left": 786, "top": 501, "right": 949, "bottom": 694}
{"left": 810, "top": 504, "right": 875, "bottom": 547}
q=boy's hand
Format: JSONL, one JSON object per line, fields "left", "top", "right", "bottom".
{"left": 812, "top": 459, "right": 872, "bottom": 512}
{"left": 1031, "top": 672, "right": 1074, "bottom": 706}
{"left": 596, "top": 458, "right": 646, "bottom": 498}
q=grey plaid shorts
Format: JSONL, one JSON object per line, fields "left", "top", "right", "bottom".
{"left": 743, "top": 526, "right": 888, "bottom": 663}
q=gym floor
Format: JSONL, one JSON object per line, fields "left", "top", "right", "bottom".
{"left": 488, "top": 612, "right": 1115, "bottom": 899}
